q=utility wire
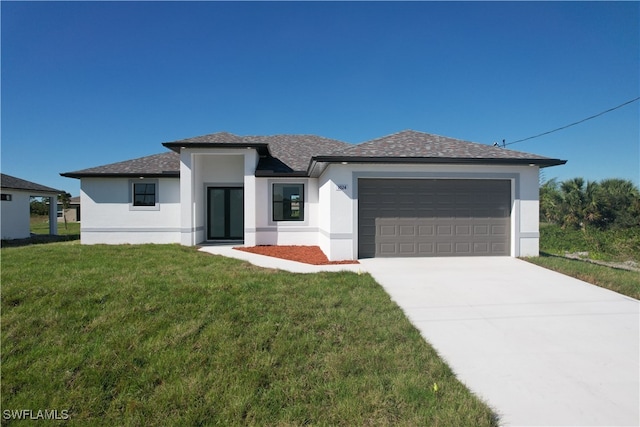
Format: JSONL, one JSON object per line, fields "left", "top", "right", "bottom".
{"left": 504, "top": 96, "right": 640, "bottom": 147}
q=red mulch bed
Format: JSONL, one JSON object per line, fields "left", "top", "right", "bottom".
{"left": 234, "top": 245, "right": 359, "bottom": 265}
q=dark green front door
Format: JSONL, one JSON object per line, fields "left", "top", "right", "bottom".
{"left": 207, "top": 187, "right": 244, "bottom": 240}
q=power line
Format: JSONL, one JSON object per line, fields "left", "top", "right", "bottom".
{"left": 504, "top": 96, "right": 640, "bottom": 147}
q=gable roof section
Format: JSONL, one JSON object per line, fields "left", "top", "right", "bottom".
{"left": 1, "top": 173, "right": 63, "bottom": 194}
{"left": 163, "top": 132, "right": 351, "bottom": 175}
{"left": 314, "top": 130, "right": 566, "bottom": 167}
{"left": 248, "top": 134, "right": 351, "bottom": 174}
{"left": 60, "top": 152, "right": 180, "bottom": 178}
{"left": 162, "top": 131, "right": 271, "bottom": 155}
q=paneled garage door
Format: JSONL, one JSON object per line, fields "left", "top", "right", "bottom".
{"left": 358, "top": 179, "right": 511, "bottom": 257}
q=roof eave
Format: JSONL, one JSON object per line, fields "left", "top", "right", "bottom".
{"left": 311, "top": 156, "right": 567, "bottom": 168}
{"left": 162, "top": 142, "right": 270, "bottom": 156}
{"left": 60, "top": 172, "right": 180, "bottom": 179}
{"left": 0, "top": 186, "right": 64, "bottom": 194}
{"left": 254, "top": 170, "right": 308, "bottom": 178}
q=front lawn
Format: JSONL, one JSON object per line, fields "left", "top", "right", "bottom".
{"left": 1, "top": 244, "right": 497, "bottom": 426}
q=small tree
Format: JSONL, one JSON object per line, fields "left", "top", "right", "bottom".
{"left": 597, "top": 179, "right": 640, "bottom": 228}
{"left": 30, "top": 197, "right": 49, "bottom": 216}
{"left": 539, "top": 178, "right": 562, "bottom": 223}
{"left": 58, "top": 192, "right": 72, "bottom": 230}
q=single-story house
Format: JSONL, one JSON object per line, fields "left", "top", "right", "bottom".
{"left": 57, "top": 196, "right": 81, "bottom": 222}
{"left": 1, "top": 173, "right": 62, "bottom": 240}
{"left": 61, "top": 130, "right": 566, "bottom": 260}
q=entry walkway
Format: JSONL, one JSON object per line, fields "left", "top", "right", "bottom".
{"left": 198, "top": 245, "right": 363, "bottom": 274}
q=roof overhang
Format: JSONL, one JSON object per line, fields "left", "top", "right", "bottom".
{"left": 59, "top": 172, "right": 180, "bottom": 179}
{"left": 254, "top": 170, "right": 309, "bottom": 178}
{"left": 309, "top": 156, "right": 566, "bottom": 176}
{"left": 162, "top": 142, "right": 270, "bottom": 156}
{"left": 0, "top": 187, "right": 63, "bottom": 195}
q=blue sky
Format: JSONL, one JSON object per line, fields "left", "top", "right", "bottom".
{"left": 2, "top": 1, "right": 638, "bottom": 197}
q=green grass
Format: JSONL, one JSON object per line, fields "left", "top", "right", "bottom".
{"left": 525, "top": 253, "right": 640, "bottom": 300}
{"left": 30, "top": 215, "right": 80, "bottom": 237}
{"left": 525, "top": 224, "right": 640, "bottom": 300}
{"left": 1, "top": 244, "right": 497, "bottom": 426}
{"left": 539, "top": 223, "right": 640, "bottom": 263}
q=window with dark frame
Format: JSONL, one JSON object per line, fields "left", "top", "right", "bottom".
{"left": 1, "top": 194, "right": 12, "bottom": 201}
{"left": 273, "top": 183, "right": 304, "bottom": 221}
{"left": 133, "top": 183, "right": 156, "bottom": 207}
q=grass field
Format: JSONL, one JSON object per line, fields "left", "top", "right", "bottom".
{"left": 539, "top": 223, "right": 640, "bottom": 263}
{"left": 30, "top": 215, "right": 80, "bottom": 237}
{"left": 1, "top": 244, "right": 497, "bottom": 426}
{"left": 526, "top": 224, "right": 640, "bottom": 300}
{"left": 525, "top": 253, "right": 640, "bottom": 300}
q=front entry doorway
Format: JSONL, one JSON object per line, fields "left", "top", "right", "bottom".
{"left": 207, "top": 187, "right": 244, "bottom": 240}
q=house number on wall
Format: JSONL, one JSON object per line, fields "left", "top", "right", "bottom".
{"left": 336, "top": 184, "right": 348, "bottom": 191}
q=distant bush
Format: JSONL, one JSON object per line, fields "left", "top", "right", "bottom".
{"left": 29, "top": 198, "right": 49, "bottom": 216}
{"left": 540, "top": 223, "right": 640, "bottom": 262}
{"left": 540, "top": 177, "right": 640, "bottom": 230}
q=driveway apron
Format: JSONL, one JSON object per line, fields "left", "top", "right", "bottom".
{"left": 359, "top": 257, "right": 639, "bottom": 427}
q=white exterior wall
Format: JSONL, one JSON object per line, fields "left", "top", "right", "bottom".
{"left": 1, "top": 191, "right": 31, "bottom": 240}
{"left": 75, "top": 152, "right": 541, "bottom": 259}
{"left": 318, "top": 167, "right": 354, "bottom": 261}
{"left": 81, "top": 177, "right": 181, "bottom": 244}
{"left": 318, "top": 163, "right": 541, "bottom": 261}
{"left": 517, "top": 166, "right": 542, "bottom": 257}
{"left": 253, "top": 177, "right": 319, "bottom": 246}
{"left": 1, "top": 190, "right": 58, "bottom": 240}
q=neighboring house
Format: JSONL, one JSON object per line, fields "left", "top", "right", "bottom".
{"left": 57, "top": 196, "right": 81, "bottom": 222}
{"left": 61, "top": 130, "right": 566, "bottom": 260}
{"left": 1, "top": 173, "right": 62, "bottom": 240}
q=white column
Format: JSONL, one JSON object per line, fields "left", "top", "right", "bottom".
{"left": 180, "top": 151, "right": 195, "bottom": 246}
{"left": 243, "top": 150, "right": 258, "bottom": 246}
{"left": 48, "top": 195, "right": 58, "bottom": 235}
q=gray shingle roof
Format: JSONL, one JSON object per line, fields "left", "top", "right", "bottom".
{"left": 1, "top": 173, "right": 63, "bottom": 194}
{"left": 248, "top": 134, "right": 351, "bottom": 172}
{"left": 61, "top": 130, "right": 565, "bottom": 178}
{"left": 173, "top": 131, "right": 245, "bottom": 144}
{"left": 163, "top": 132, "right": 351, "bottom": 172}
{"left": 328, "top": 130, "right": 560, "bottom": 162}
{"left": 61, "top": 152, "right": 180, "bottom": 178}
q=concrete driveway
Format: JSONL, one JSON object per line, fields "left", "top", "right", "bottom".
{"left": 359, "top": 257, "right": 639, "bottom": 427}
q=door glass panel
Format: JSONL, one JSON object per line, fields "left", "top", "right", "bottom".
{"left": 209, "top": 189, "right": 226, "bottom": 239}
{"left": 229, "top": 188, "right": 244, "bottom": 238}
{"left": 208, "top": 187, "right": 244, "bottom": 240}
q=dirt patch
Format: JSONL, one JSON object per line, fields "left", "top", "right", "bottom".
{"left": 234, "top": 245, "right": 359, "bottom": 265}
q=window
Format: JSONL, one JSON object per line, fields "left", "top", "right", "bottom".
{"left": 133, "top": 183, "right": 156, "bottom": 206}
{"left": 1, "top": 194, "right": 12, "bottom": 201}
{"left": 273, "top": 183, "right": 304, "bottom": 221}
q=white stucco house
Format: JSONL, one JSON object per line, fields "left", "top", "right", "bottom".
{"left": 1, "top": 173, "right": 62, "bottom": 240}
{"left": 61, "top": 130, "right": 565, "bottom": 260}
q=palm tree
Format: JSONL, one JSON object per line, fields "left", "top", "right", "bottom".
{"left": 539, "top": 178, "right": 562, "bottom": 224}
{"left": 559, "top": 177, "right": 587, "bottom": 229}
{"left": 597, "top": 179, "right": 640, "bottom": 228}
